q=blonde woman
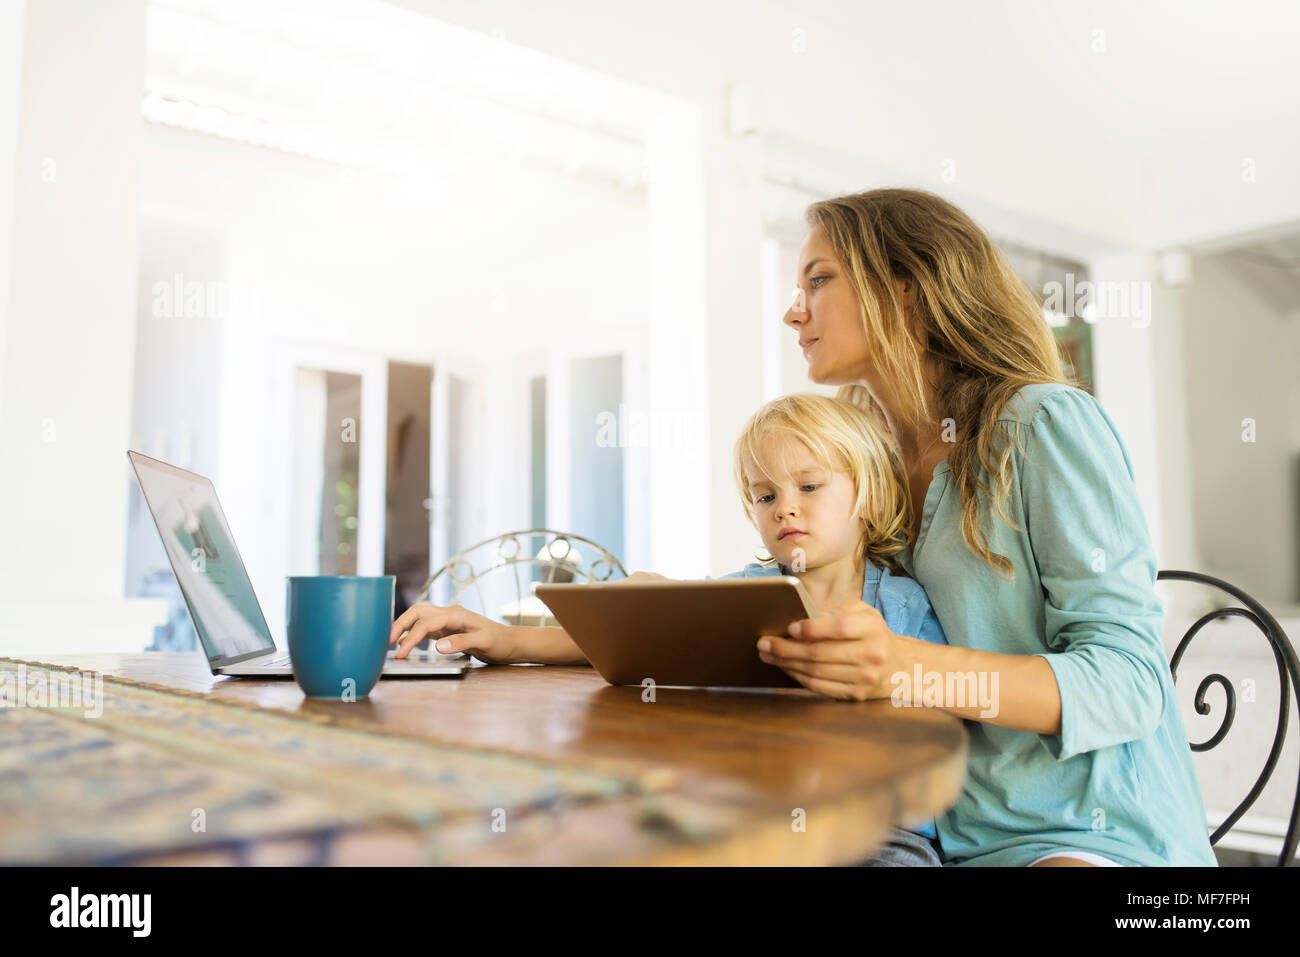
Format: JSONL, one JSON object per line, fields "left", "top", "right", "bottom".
{"left": 762, "top": 187, "right": 1215, "bottom": 867}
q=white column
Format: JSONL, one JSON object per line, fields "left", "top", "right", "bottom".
{"left": 1087, "top": 251, "right": 1175, "bottom": 570}
{"left": 0, "top": 0, "right": 166, "bottom": 652}
{"left": 1145, "top": 272, "right": 1204, "bottom": 578}
{"left": 0, "top": 0, "right": 27, "bottom": 407}
{"left": 702, "top": 99, "right": 765, "bottom": 576}
{"left": 760, "top": 237, "right": 787, "bottom": 403}
{"left": 640, "top": 94, "right": 770, "bottom": 578}
{"left": 642, "top": 104, "right": 712, "bottom": 578}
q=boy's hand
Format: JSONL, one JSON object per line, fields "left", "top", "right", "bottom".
{"left": 611, "top": 570, "right": 672, "bottom": 583}
{"left": 389, "top": 603, "right": 517, "bottom": 663}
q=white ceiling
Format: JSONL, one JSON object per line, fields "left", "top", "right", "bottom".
{"left": 146, "top": 0, "right": 655, "bottom": 190}
{"left": 148, "top": 0, "right": 1300, "bottom": 257}
{"left": 142, "top": 0, "right": 657, "bottom": 277}
{"left": 390, "top": 0, "right": 1300, "bottom": 251}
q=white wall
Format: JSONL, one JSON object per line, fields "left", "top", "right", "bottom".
{"left": 702, "top": 99, "right": 766, "bottom": 577}
{"left": 122, "top": 215, "right": 228, "bottom": 634}
{"left": 0, "top": 0, "right": 167, "bottom": 653}
{"left": 0, "top": 0, "right": 27, "bottom": 409}
{"left": 132, "top": 120, "right": 653, "bottom": 640}
{"left": 1178, "top": 253, "right": 1300, "bottom": 604}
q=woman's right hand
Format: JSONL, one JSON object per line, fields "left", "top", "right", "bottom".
{"left": 389, "top": 603, "right": 518, "bottom": 663}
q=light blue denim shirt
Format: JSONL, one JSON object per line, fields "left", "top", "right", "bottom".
{"left": 721, "top": 559, "right": 949, "bottom": 839}
{"left": 720, "top": 560, "right": 948, "bottom": 648}
{"left": 898, "top": 383, "right": 1217, "bottom": 866}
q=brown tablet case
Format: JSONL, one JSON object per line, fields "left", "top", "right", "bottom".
{"left": 535, "top": 577, "right": 817, "bottom": 688}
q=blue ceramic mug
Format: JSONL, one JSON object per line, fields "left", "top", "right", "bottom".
{"left": 285, "top": 575, "right": 394, "bottom": 699}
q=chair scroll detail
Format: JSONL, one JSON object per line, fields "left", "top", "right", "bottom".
{"left": 414, "top": 529, "right": 628, "bottom": 627}
{"left": 1158, "top": 569, "right": 1300, "bottom": 867}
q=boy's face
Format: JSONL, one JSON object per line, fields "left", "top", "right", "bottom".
{"left": 743, "top": 437, "right": 862, "bottom": 571}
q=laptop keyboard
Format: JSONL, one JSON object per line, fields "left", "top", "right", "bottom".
{"left": 253, "top": 652, "right": 455, "bottom": 668}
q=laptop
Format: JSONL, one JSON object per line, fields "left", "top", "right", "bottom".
{"left": 127, "top": 450, "right": 468, "bottom": 678}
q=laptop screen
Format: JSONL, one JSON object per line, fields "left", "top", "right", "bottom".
{"left": 128, "top": 451, "right": 276, "bottom": 664}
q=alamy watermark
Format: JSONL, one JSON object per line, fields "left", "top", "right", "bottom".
{"left": 1042, "top": 273, "right": 1151, "bottom": 328}
{"left": 150, "top": 272, "right": 258, "bottom": 320}
{"left": 890, "top": 664, "right": 999, "bottom": 719}
{"left": 0, "top": 664, "right": 103, "bottom": 718}
{"left": 49, "top": 887, "right": 150, "bottom": 937}
{"left": 595, "top": 403, "right": 705, "bottom": 451}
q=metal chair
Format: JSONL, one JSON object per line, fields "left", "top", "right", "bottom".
{"left": 1158, "top": 569, "right": 1300, "bottom": 866}
{"left": 413, "top": 529, "right": 627, "bottom": 628}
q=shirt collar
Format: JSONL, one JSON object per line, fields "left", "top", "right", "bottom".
{"left": 777, "top": 562, "right": 884, "bottom": 588}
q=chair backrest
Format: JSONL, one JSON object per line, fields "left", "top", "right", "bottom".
{"left": 414, "top": 529, "right": 627, "bottom": 624}
{"left": 1158, "top": 569, "right": 1300, "bottom": 867}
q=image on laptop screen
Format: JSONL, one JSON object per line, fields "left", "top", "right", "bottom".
{"left": 129, "top": 451, "right": 275, "bottom": 662}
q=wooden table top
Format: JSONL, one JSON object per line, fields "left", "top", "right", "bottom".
{"left": 21, "top": 652, "right": 968, "bottom": 866}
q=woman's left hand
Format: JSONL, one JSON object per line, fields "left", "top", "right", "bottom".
{"left": 757, "top": 601, "right": 903, "bottom": 701}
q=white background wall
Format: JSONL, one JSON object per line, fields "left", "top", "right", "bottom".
{"left": 1178, "top": 253, "right": 1300, "bottom": 605}
{"left": 0, "top": 0, "right": 170, "bottom": 652}
{"left": 129, "top": 119, "right": 652, "bottom": 640}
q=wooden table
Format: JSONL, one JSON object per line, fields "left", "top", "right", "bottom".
{"left": 24, "top": 653, "right": 968, "bottom": 866}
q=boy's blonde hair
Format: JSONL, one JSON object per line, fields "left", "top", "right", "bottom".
{"left": 733, "top": 393, "right": 912, "bottom": 573}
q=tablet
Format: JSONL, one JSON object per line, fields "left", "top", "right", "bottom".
{"left": 535, "top": 577, "right": 817, "bottom": 689}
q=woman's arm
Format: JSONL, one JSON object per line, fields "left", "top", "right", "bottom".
{"left": 1015, "top": 388, "right": 1169, "bottom": 758}
{"left": 762, "top": 388, "right": 1169, "bottom": 753}
{"left": 759, "top": 605, "right": 1063, "bottom": 733}
{"left": 892, "top": 633, "right": 1062, "bottom": 734}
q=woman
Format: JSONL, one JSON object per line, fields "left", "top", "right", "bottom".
{"left": 760, "top": 188, "right": 1216, "bottom": 867}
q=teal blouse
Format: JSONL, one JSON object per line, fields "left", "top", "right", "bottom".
{"left": 898, "top": 383, "right": 1217, "bottom": 866}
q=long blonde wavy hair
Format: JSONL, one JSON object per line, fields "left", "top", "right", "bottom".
{"left": 804, "top": 188, "right": 1074, "bottom": 579}
{"left": 733, "top": 392, "right": 912, "bottom": 574}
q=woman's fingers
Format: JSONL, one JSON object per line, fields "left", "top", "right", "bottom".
{"left": 759, "top": 639, "right": 888, "bottom": 689}
{"left": 785, "top": 672, "right": 866, "bottom": 701}
{"left": 757, "top": 630, "right": 886, "bottom": 666}
{"left": 756, "top": 601, "right": 899, "bottom": 701}
{"left": 763, "top": 648, "right": 883, "bottom": 701}
{"left": 787, "top": 602, "right": 886, "bottom": 641}
{"left": 759, "top": 653, "right": 865, "bottom": 684}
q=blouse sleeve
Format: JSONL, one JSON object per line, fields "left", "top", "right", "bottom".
{"left": 1019, "top": 388, "right": 1170, "bottom": 762}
